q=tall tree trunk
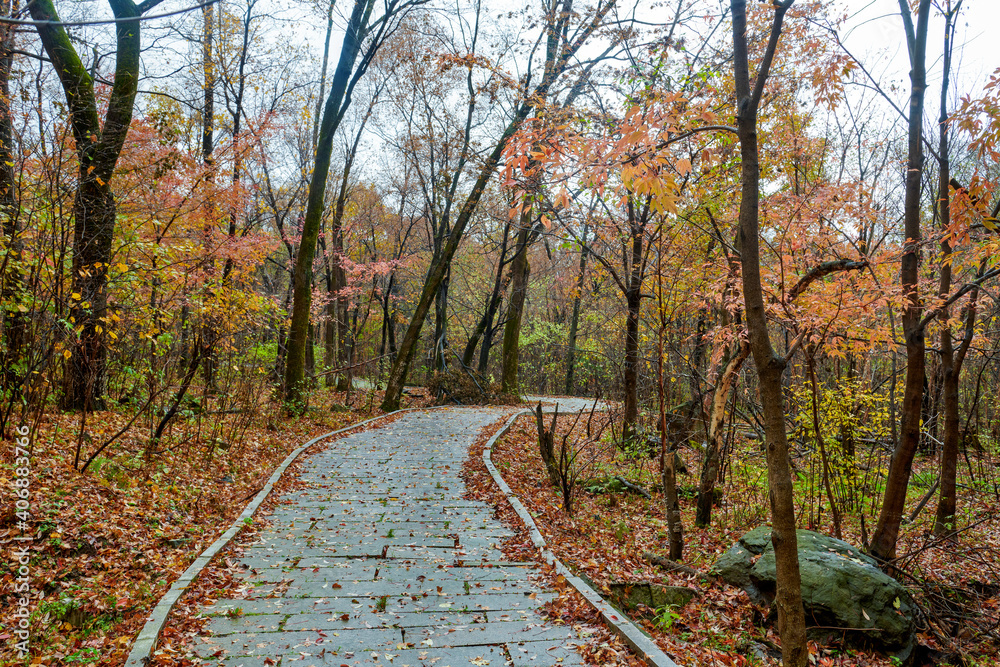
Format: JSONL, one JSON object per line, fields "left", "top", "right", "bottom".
{"left": 731, "top": 2, "right": 807, "bottom": 665}
{"left": 323, "top": 267, "right": 337, "bottom": 386}
{"left": 933, "top": 4, "right": 957, "bottom": 536}
{"left": 0, "top": 9, "right": 25, "bottom": 395}
{"left": 655, "top": 224, "right": 683, "bottom": 561}
{"left": 197, "top": 0, "right": 217, "bottom": 387}
{"left": 870, "top": 0, "right": 932, "bottom": 562}
{"left": 285, "top": 0, "right": 376, "bottom": 407}
{"left": 201, "top": 0, "right": 215, "bottom": 162}
{"left": 30, "top": 0, "right": 148, "bottom": 411}
{"left": 477, "top": 302, "right": 502, "bottom": 374}
{"left": 314, "top": 0, "right": 338, "bottom": 387}
{"left": 622, "top": 201, "right": 646, "bottom": 443}
{"left": 564, "top": 222, "right": 589, "bottom": 395}
{"left": 501, "top": 218, "right": 532, "bottom": 394}
{"left": 385, "top": 276, "right": 397, "bottom": 358}
{"left": 334, "top": 236, "right": 351, "bottom": 391}
{"left": 432, "top": 266, "right": 450, "bottom": 372}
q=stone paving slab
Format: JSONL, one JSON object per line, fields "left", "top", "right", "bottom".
{"left": 186, "top": 408, "right": 589, "bottom": 666}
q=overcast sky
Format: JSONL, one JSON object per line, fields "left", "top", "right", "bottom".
{"left": 840, "top": 0, "right": 998, "bottom": 98}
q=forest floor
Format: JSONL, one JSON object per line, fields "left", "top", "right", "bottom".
{"left": 4, "top": 392, "right": 998, "bottom": 667}
{"left": 0, "top": 384, "right": 433, "bottom": 667}
{"left": 463, "top": 411, "right": 1000, "bottom": 667}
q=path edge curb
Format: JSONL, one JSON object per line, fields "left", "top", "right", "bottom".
{"left": 482, "top": 409, "right": 681, "bottom": 667}
{"left": 125, "top": 407, "right": 430, "bottom": 667}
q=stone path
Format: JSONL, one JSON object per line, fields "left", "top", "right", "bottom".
{"left": 189, "top": 408, "right": 593, "bottom": 667}
{"left": 521, "top": 396, "right": 609, "bottom": 413}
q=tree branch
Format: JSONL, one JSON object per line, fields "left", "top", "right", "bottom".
{"left": 786, "top": 259, "right": 867, "bottom": 304}
{"left": 918, "top": 266, "right": 1000, "bottom": 332}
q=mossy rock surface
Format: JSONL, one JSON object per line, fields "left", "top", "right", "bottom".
{"left": 607, "top": 582, "right": 697, "bottom": 612}
{"left": 713, "top": 526, "right": 916, "bottom": 661}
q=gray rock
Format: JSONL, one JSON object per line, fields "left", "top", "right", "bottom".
{"left": 713, "top": 527, "right": 916, "bottom": 660}
{"left": 607, "top": 582, "right": 697, "bottom": 611}
{"left": 711, "top": 544, "right": 760, "bottom": 601}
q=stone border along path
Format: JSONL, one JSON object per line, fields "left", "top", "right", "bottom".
{"left": 162, "top": 407, "right": 602, "bottom": 667}
{"left": 483, "top": 412, "right": 679, "bottom": 667}
{"left": 127, "top": 411, "right": 406, "bottom": 667}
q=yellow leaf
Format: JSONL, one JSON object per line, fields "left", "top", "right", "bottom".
{"left": 63, "top": 350, "right": 71, "bottom": 360}
{"left": 71, "top": 292, "right": 81, "bottom": 300}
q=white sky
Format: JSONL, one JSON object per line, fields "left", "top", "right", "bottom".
{"left": 839, "top": 0, "right": 999, "bottom": 99}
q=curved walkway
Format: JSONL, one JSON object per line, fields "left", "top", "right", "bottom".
{"left": 188, "top": 408, "right": 591, "bottom": 667}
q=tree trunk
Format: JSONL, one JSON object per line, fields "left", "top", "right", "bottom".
{"left": 285, "top": 0, "right": 375, "bottom": 407}
{"left": 731, "top": 2, "right": 807, "bottom": 664}
{"left": 656, "top": 225, "right": 683, "bottom": 561}
{"left": 622, "top": 205, "right": 644, "bottom": 443}
{"left": 31, "top": 0, "right": 145, "bottom": 411}
{"left": 870, "top": 0, "right": 932, "bottom": 562}
{"left": 432, "top": 266, "right": 450, "bottom": 372}
{"left": 323, "top": 286, "right": 336, "bottom": 386}
{"left": 335, "top": 254, "right": 351, "bottom": 391}
{"left": 564, "top": 222, "right": 589, "bottom": 395}
{"left": 0, "top": 14, "right": 25, "bottom": 395}
{"left": 501, "top": 219, "right": 532, "bottom": 395}
{"left": 696, "top": 341, "right": 749, "bottom": 527}
{"left": 201, "top": 0, "right": 215, "bottom": 162}
{"left": 463, "top": 221, "right": 510, "bottom": 368}
{"left": 932, "top": 3, "right": 971, "bottom": 538}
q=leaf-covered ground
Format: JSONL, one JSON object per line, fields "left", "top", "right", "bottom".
{"left": 464, "top": 413, "right": 1000, "bottom": 667}
{"left": 0, "top": 387, "right": 432, "bottom": 667}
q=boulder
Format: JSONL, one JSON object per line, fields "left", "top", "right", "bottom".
{"left": 712, "top": 526, "right": 916, "bottom": 661}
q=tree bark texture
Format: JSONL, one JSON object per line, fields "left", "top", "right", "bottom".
{"left": 564, "top": 222, "right": 589, "bottom": 395}
{"left": 30, "top": 0, "right": 148, "bottom": 410}
{"left": 870, "top": 0, "right": 932, "bottom": 562}
{"left": 285, "top": 0, "right": 374, "bottom": 407}
{"left": 501, "top": 218, "right": 532, "bottom": 394}
{"left": 731, "top": 2, "right": 807, "bottom": 664}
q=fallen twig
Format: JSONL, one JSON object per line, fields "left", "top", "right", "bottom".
{"left": 642, "top": 551, "right": 699, "bottom": 576}
{"left": 614, "top": 475, "right": 651, "bottom": 499}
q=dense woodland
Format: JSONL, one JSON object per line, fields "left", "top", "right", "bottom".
{"left": 2, "top": 0, "right": 1000, "bottom": 665}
